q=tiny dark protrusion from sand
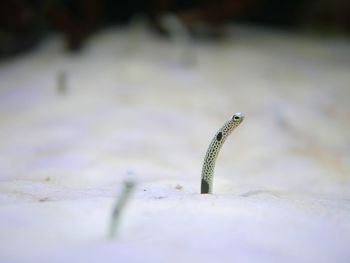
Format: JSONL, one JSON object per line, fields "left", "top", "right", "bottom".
{"left": 57, "top": 70, "right": 68, "bottom": 95}
{"left": 175, "top": 184, "right": 182, "bottom": 190}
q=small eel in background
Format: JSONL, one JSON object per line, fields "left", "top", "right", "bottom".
{"left": 201, "top": 113, "right": 245, "bottom": 194}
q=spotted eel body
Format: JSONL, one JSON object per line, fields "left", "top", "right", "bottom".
{"left": 201, "top": 113, "right": 244, "bottom": 194}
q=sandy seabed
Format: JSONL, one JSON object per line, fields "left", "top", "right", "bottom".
{"left": 0, "top": 25, "right": 350, "bottom": 263}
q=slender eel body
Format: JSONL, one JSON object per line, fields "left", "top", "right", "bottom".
{"left": 201, "top": 113, "right": 244, "bottom": 194}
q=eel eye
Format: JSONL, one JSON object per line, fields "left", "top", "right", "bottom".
{"left": 233, "top": 115, "right": 240, "bottom": 121}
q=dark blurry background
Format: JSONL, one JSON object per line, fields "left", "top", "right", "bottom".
{"left": 1, "top": 0, "right": 349, "bottom": 57}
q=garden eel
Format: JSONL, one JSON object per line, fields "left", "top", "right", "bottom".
{"left": 201, "top": 113, "right": 244, "bottom": 194}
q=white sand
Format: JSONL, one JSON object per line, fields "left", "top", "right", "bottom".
{"left": 0, "top": 26, "right": 350, "bottom": 263}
